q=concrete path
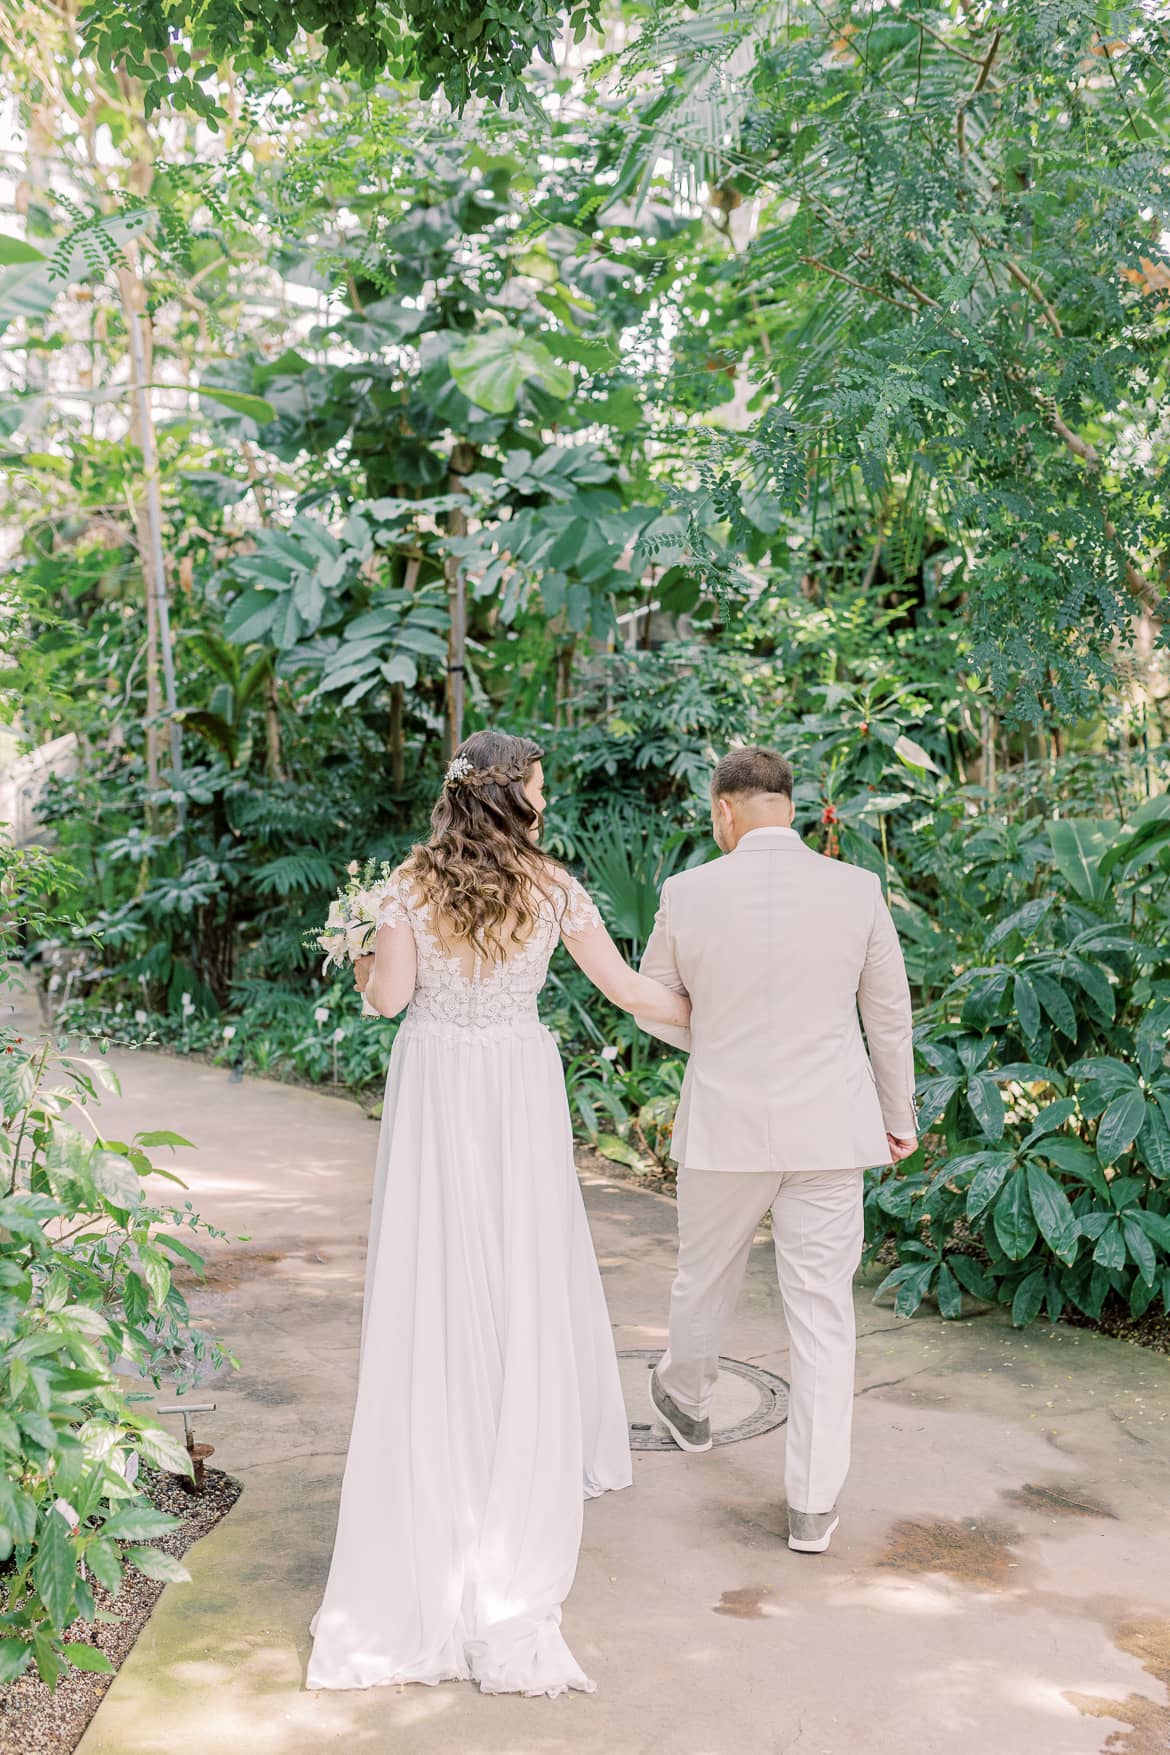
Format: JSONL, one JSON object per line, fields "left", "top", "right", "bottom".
{"left": 67, "top": 1045, "right": 1170, "bottom": 1755}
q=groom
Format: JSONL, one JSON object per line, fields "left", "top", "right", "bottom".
{"left": 636, "top": 746, "right": 917, "bottom": 1553}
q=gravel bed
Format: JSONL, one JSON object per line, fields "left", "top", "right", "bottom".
{"left": 0, "top": 1468, "right": 242, "bottom": 1755}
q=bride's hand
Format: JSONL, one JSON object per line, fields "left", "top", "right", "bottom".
{"left": 353, "top": 954, "right": 375, "bottom": 994}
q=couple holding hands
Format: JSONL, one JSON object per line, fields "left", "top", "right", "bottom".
{"left": 306, "top": 733, "right": 916, "bottom": 1699}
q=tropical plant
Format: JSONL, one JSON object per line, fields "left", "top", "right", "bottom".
{"left": 0, "top": 845, "right": 232, "bottom": 1686}
{"left": 869, "top": 793, "right": 1170, "bottom": 1327}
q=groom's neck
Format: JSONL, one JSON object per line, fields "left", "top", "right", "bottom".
{"left": 725, "top": 803, "right": 795, "bottom": 849}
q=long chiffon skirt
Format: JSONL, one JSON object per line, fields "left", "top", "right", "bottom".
{"left": 306, "top": 1019, "right": 633, "bottom": 1696}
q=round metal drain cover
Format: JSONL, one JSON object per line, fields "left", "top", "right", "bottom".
{"left": 619, "top": 1349, "right": 789, "bottom": 1451}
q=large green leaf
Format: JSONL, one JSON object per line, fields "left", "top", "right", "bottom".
{"left": 1024, "top": 1162, "right": 1079, "bottom": 1265}
{"left": 90, "top": 1149, "right": 143, "bottom": 1211}
{"left": 992, "top": 1172, "right": 1038, "bottom": 1260}
{"left": 223, "top": 589, "right": 277, "bottom": 645}
{"left": 892, "top": 734, "right": 940, "bottom": 774}
{"left": 948, "top": 1254, "right": 996, "bottom": 1300}
{"left": 101, "top": 1506, "right": 181, "bottom": 1543}
{"left": 966, "top": 1073, "right": 1005, "bottom": 1140}
{"left": 0, "top": 234, "right": 47, "bottom": 265}
{"left": 450, "top": 326, "right": 573, "bottom": 414}
{"left": 1012, "top": 973, "right": 1041, "bottom": 1041}
{"left": 62, "top": 1642, "right": 116, "bottom": 1674}
{"left": 1138, "top": 1103, "right": 1170, "bottom": 1180}
{"left": 1068, "top": 1056, "right": 1139, "bottom": 1095}
{"left": 1098, "top": 799, "right": 1170, "bottom": 880}
{"left": 914, "top": 1074, "right": 961, "bottom": 1130}
{"left": 0, "top": 1640, "right": 31, "bottom": 1683}
{"left": 935, "top": 1261, "right": 962, "bottom": 1318}
{"left": 125, "top": 1546, "right": 191, "bottom": 1583}
{"left": 965, "top": 1152, "right": 1016, "bottom": 1219}
{"left": 1047, "top": 820, "right": 1113, "bottom": 902}
{"left": 1096, "top": 1089, "right": 1148, "bottom": 1165}
{"left": 1122, "top": 1216, "right": 1157, "bottom": 1288}
{"left": 1092, "top": 1218, "right": 1128, "bottom": 1272}
{"left": 197, "top": 387, "right": 276, "bottom": 424}
{"left": 0, "top": 1476, "right": 36, "bottom": 1544}
{"left": 987, "top": 897, "right": 1053, "bottom": 950}
{"left": 1030, "top": 973, "right": 1078, "bottom": 1041}
{"left": 83, "top": 1537, "right": 123, "bottom": 1595}
{"left": 33, "top": 1509, "right": 77, "bottom": 1631}
{"left": 1011, "top": 1268, "right": 1046, "bottom": 1327}
{"left": 1063, "top": 957, "right": 1116, "bottom": 1022}
{"left": 1022, "top": 1097, "right": 1077, "bottom": 1145}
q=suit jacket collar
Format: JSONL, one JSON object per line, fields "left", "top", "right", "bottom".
{"left": 732, "top": 826, "right": 809, "bottom": 854}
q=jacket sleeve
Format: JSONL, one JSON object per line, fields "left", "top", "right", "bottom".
{"left": 858, "top": 876, "right": 918, "bottom": 1137}
{"left": 635, "top": 881, "right": 692, "bottom": 1053}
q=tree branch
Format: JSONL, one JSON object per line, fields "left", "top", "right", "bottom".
{"left": 799, "top": 255, "right": 922, "bottom": 315}
{"left": 971, "top": 27, "right": 1002, "bottom": 95}
{"left": 977, "top": 237, "right": 1064, "bottom": 337}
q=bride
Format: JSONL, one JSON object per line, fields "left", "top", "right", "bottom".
{"left": 306, "top": 730, "right": 690, "bottom": 1698}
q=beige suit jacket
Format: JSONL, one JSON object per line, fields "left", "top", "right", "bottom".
{"left": 636, "top": 827, "right": 917, "bottom": 1173}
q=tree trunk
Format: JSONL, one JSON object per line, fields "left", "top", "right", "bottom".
{"left": 16, "top": 103, "right": 53, "bottom": 434}
{"left": 444, "top": 442, "right": 477, "bottom": 755}
{"left": 240, "top": 443, "right": 286, "bottom": 782}
{"left": 117, "top": 251, "right": 183, "bottom": 809}
{"left": 389, "top": 683, "right": 405, "bottom": 790}
{"left": 264, "top": 668, "right": 284, "bottom": 782}
{"left": 555, "top": 640, "right": 576, "bottom": 728}
{"left": 980, "top": 705, "right": 998, "bottom": 801}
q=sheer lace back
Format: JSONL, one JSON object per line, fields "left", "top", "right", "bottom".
{"left": 376, "top": 868, "right": 601, "bottom": 1038}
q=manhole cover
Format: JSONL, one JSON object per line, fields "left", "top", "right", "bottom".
{"left": 619, "top": 1349, "right": 789, "bottom": 1451}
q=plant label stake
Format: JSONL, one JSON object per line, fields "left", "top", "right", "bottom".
{"left": 157, "top": 1402, "right": 216, "bottom": 1494}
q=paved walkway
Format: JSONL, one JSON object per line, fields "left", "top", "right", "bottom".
{"left": 65, "top": 1044, "right": 1170, "bottom": 1755}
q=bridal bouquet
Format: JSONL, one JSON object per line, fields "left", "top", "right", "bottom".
{"left": 312, "top": 859, "right": 397, "bottom": 1014}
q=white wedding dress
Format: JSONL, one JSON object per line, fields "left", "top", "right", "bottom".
{"left": 306, "top": 870, "right": 633, "bottom": 1697}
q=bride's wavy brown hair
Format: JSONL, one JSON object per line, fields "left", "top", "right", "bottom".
{"left": 400, "top": 730, "right": 567, "bottom": 961}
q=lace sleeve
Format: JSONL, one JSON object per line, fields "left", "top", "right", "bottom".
{"left": 559, "top": 873, "right": 603, "bottom": 937}
{"left": 373, "top": 872, "right": 408, "bottom": 930}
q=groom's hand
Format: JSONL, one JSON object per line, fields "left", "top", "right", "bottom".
{"left": 886, "top": 1133, "right": 918, "bottom": 1163}
{"left": 353, "top": 954, "right": 375, "bottom": 994}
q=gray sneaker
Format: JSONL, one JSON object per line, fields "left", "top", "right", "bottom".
{"left": 787, "top": 1507, "right": 840, "bottom": 1553}
{"left": 649, "top": 1369, "right": 712, "bottom": 1453}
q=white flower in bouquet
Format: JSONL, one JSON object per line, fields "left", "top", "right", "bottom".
{"left": 309, "top": 859, "right": 400, "bottom": 1014}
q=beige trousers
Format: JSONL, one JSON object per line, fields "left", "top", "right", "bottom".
{"left": 657, "top": 1166, "right": 865, "bottom": 1515}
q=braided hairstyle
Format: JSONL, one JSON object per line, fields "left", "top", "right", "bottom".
{"left": 400, "top": 729, "right": 568, "bottom": 961}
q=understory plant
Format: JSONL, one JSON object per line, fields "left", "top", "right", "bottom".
{"left": 0, "top": 846, "right": 233, "bottom": 1687}
{"left": 868, "top": 796, "right": 1170, "bottom": 1327}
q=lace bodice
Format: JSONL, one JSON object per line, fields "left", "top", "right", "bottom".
{"left": 375, "top": 869, "right": 602, "bottom": 1038}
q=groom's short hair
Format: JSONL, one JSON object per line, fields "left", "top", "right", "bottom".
{"left": 711, "top": 747, "right": 794, "bottom": 801}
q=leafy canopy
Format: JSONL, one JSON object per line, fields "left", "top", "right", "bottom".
{"left": 80, "top": 0, "right": 599, "bottom": 115}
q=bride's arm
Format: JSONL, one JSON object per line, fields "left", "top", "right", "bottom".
{"left": 561, "top": 920, "right": 690, "bottom": 1030}
{"left": 358, "top": 920, "right": 417, "bottom": 1018}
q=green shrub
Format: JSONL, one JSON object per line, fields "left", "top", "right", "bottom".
{"left": 0, "top": 846, "right": 232, "bottom": 1687}
{"left": 868, "top": 796, "right": 1170, "bottom": 1327}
